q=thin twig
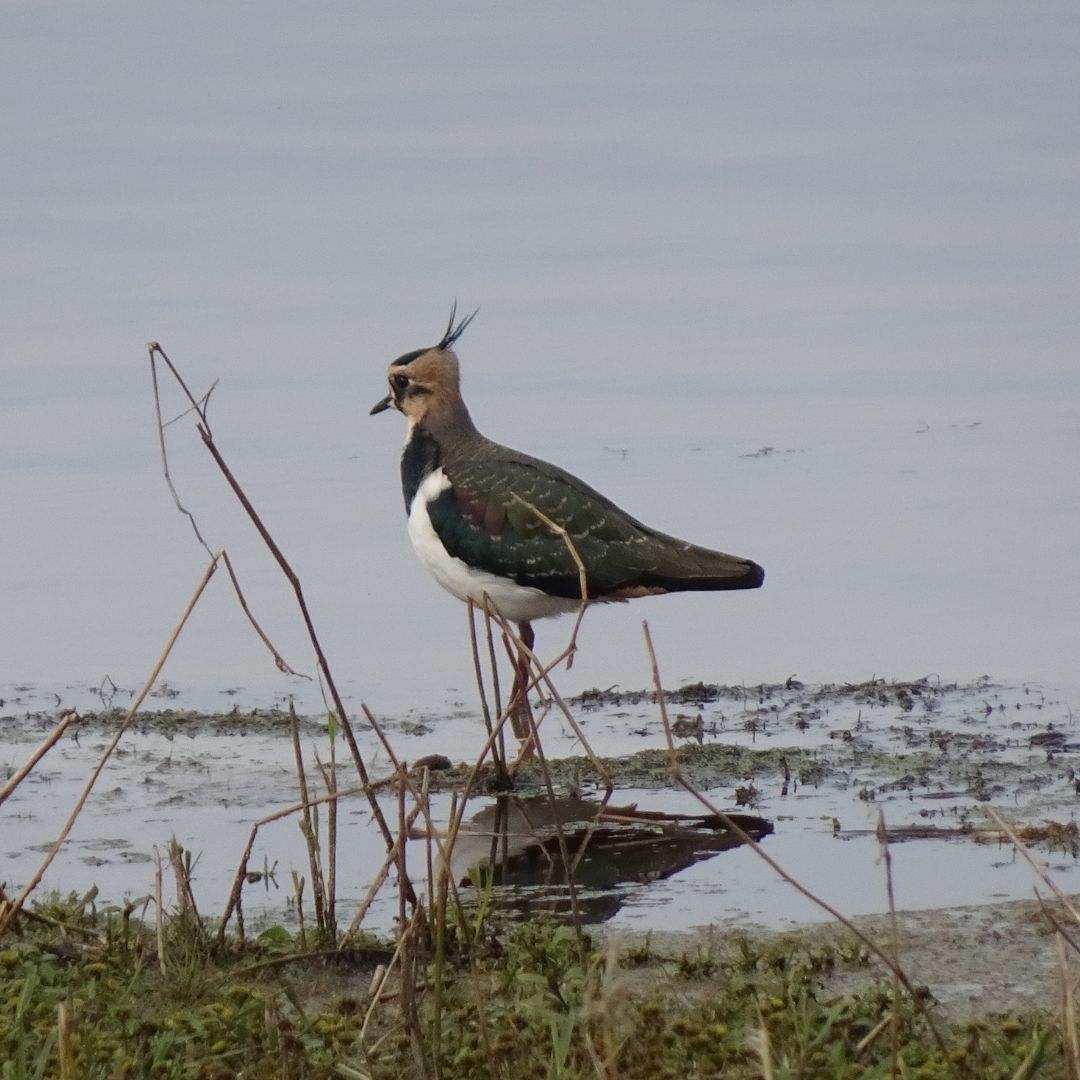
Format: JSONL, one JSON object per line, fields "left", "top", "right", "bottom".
{"left": 341, "top": 836, "right": 405, "bottom": 943}
{"left": 315, "top": 743, "right": 339, "bottom": 936}
{"left": 153, "top": 848, "right": 167, "bottom": 976}
{"left": 150, "top": 346, "right": 305, "bottom": 676}
{"left": 149, "top": 345, "right": 214, "bottom": 556}
{"left": 0, "top": 710, "right": 76, "bottom": 807}
{"left": 876, "top": 808, "right": 901, "bottom": 1078}
{"left": 161, "top": 378, "right": 218, "bottom": 429}
{"left": 509, "top": 493, "right": 589, "bottom": 669}
{"left": 290, "top": 701, "right": 326, "bottom": 933}
{"left": 397, "top": 773, "right": 408, "bottom": 931}
{"left": 985, "top": 806, "right": 1080, "bottom": 929}
{"left": 220, "top": 550, "right": 307, "bottom": 677}
{"left": 1059, "top": 931, "right": 1080, "bottom": 1077}
{"left": 198, "top": 410, "right": 396, "bottom": 850}
{"left": 149, "top": 342, "right": 391, "bottom": 851}
{"left": 1037, "top": 892, "right": 1080, "bottom": 957}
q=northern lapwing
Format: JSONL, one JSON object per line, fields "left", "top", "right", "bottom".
{"left": 370, "top": 308, "right": 764, "bottom": 736}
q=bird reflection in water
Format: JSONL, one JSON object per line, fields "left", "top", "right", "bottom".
{"left": 439, "top": 795, "right": 773, "bottom": 924}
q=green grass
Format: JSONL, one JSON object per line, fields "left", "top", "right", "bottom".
{"left": 408, "top": 922, "right": 1056, "bottom": 1080}
{"left": 0, "top": 892, "right": 382, "bottom": 1080}
{"left": 0, "top": 893, "right": 1062, "bottom": 1079}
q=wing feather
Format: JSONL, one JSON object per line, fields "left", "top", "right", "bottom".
{"left": 426, "top": 449, "right": 763, "bottom": 599}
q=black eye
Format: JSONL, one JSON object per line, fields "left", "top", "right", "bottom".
{"left": 391, "top": 373, "right": 409, "bottom": 391}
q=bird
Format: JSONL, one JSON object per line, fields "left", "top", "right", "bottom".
{"left": 370, "top": 307, "right": 764, "bottom": 738}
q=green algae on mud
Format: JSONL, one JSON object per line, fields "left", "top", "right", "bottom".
{"left": 423, "top": 739, "right": 832, "bottom": 793}
{"left": 3, "top": 705, "right": 330, "bottom": 738}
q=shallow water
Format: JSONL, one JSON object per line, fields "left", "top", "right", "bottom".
{"left": 4, "top": 677, "right": 1079, "bottom": 935}
{"left": 3, "top": 4, "right": 1079, "bottom": 711}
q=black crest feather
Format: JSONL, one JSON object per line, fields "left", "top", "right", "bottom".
{"left": 437, "top": 302, "right": 479, "bottom": 351}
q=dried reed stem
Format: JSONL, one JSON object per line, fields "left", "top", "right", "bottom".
{"left": 0, "top": 709, "right": 76, "bottom": 808}
{"left": 293, "top": 872, "right": 308, "bottom": 949}
{"left": 985, "top": 806, "right": 1080, "bottom": 929}
{"left": 57, "top": 1002, "right": 77, "bottom": 1080}
{"left": 149, "top": 342, "right": 396, "bottom": 853}
{"left": 876, "top": 808, "right": 901, "bottom": 1078}
{"left": 149, "top": 341, "right": 214, "bottom": 557}
{"left": 752, "top": 1003, "right": 775, "bottom": 1080}
{"left": 421, "top": 769, "right": 435, "bottom": 922}
{"left": 290, "top": 701, "right": 327, "bottom": 933}
{"left": 149, "top": 345, "right": 301, "bottom": 677}
{"left": 397, "top": 776, "right": 408, "bottom": 931}
{"left": 168, "top": 839, "right": 201, "bottom": 922}
{"left": 196, "top": 421, "right": 396, "bottom": 850}
{"left": 341, "top": 839, "right": 401, "bottom": 943}
{"left": 1059, "top": 931, "right": 1080, "bottom": 1077}
{"left": 358, "top": 930, "right": 409, "bottom": 1047}
{"left": 315, "top": 746, "right": 339, "bottom": 935}
{"left": 1037, "top": 894, "right": 1080, "bottom": 957}
{"left": 154, "top": 849, "right": 167, "bottom": 976}
{"left": 509, "top": 493, "right": 589, "bottom": 668}
{"left": 219, "top": 548, "right": 306, "bottom": 677}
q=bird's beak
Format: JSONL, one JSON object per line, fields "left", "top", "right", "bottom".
{"left": 369, "top": 394, "right": 392, "bottom": 416}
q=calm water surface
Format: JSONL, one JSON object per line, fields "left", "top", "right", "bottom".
{"left": 3, "top": 4, "right": 1079, "bottom": 926}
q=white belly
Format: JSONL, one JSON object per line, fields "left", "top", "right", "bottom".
{"left": 406, "top": 469, "right": 581, "bottom": 624}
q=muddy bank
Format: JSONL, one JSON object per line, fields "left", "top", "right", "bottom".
{"left": 607, "top": 893, "right": 1077, "bottom": 1023}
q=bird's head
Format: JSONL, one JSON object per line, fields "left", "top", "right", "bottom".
{"left": 370, "top": 305, "right": 478, "bottom": 433}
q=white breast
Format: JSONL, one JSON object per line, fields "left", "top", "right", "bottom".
{"left": 406, "top": 469, "right": 581, "bottom": 624}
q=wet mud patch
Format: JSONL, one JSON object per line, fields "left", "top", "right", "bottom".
{"left": 2, "top": 675, "right": 1079, "bottom": 945}
{"left": 435, "top": 676, "right": 1077, "bottom": 814}
{"left": 608, "top": 894, "right": 1076, "bottom": 1023}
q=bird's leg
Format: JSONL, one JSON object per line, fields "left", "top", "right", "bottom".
{"left": 509, "top": 620, "right": 536, "bottom": 747}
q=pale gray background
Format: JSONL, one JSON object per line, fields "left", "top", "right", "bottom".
{"left": 3, "top": 3, "right": 1078, "bottom": 714}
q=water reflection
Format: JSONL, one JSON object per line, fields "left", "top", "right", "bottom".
{"left": 447, "top": 795, "right": 773, "bottom": 923}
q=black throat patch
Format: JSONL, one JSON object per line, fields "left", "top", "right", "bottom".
{"left": 400, "top": 426, "right": 442, "bottom": 510}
